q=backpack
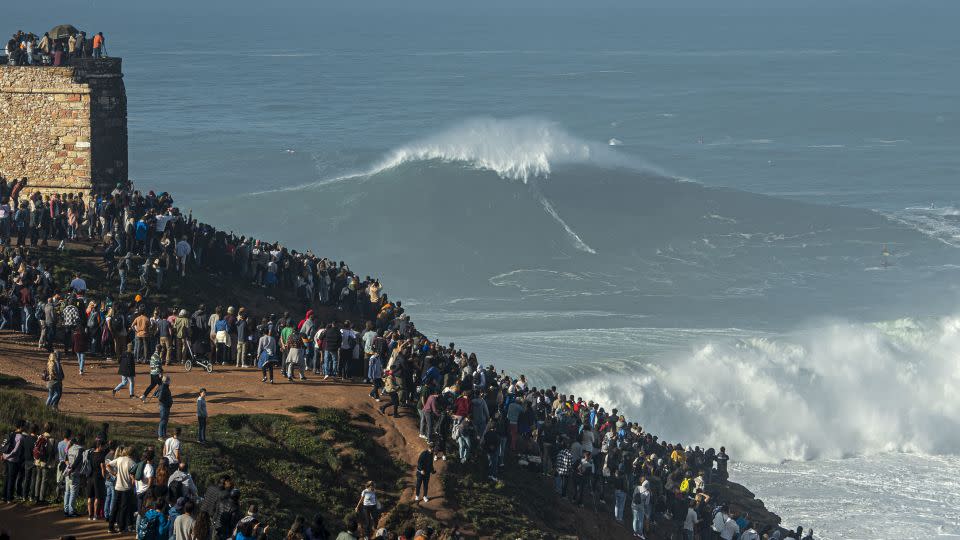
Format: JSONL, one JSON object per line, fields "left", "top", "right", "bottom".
{"left": 343, "top": 332, "right": 357, "bottom": 350}
{"left": 87, "top": 311, "right": 100, "bottom": 329}
{"left": 110, "top": 315, "right": 125, "bottom": 334}
{"left": 76, "top": 448, "right": 93, "bottom": 478}
{"left": 136, "top": 511, "right": 161, "bottom": 540}
{"left": 33, "top": 435, "right": 49, "bottom": 461}
{"left": 169, "top": 479, "right": 184, "bottom": 499}
{"left": 2, "top": 432, "right": 16, "bottom": 455}
{"left": 132, "top": 460, "right": 146, "bottom": 481}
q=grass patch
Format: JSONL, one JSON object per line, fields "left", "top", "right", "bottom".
{"left": 0, "top": 388, "right": 404, "bottom": 537}
{"left": 443, "top": 459, "right": 559, "bottom": 540}
{"left": 0, "top": 373, "right": 27, "bottom": 387}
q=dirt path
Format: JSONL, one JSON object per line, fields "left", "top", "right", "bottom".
{"left": 0, "top": 331, "right": 457, "bottom": 539}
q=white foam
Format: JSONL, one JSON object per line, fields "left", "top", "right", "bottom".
{"left": 566, "top": 316, "right": 960, "bottom": 464}
{"left": 885, "top": 206, "right": 960, "bottom": 248}
{"left": 608, "top": 138, "right": 623, "bottom": 146}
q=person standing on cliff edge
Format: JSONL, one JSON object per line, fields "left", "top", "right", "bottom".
{"left": 92, "top": 32, "right": 105, "bottom": 58}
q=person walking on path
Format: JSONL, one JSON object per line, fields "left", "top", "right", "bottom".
{"left": 284, "top": 328, "right": 306, "bottom": 381}
{"left": 112, "top": 351, "right": 136, "bottom": 398}
{"left": 355, "top": 481, "right": 379, "bottom": 539}
{"left": 44, "top": 352, "right": 65, "bottom": 410}
{"left": 414, "top": 444, "right": 435, "bottom": 503}
{"left": 257, "top": 326, "right": 278, "bottom": 384}
{"left": 197, "top": 388, "right": 208, "bottom": 444}
{"left": 140, "top": 346, "right": 164, "bottom": 402}
{"left": 71, "top": 326, "right": 88, "bottom": 376}
{"left": 158, "top": 376, "right": 174, "bottom": 441}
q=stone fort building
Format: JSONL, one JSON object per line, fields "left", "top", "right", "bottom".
{"left": 0, "top": 58, "right": 127, "bottom": 196}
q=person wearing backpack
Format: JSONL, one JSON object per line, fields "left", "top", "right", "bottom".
{"left": 137, "top": 497, "right": 167, "bottom": 540}
{"left": 631, "top": 478, "right": 651, "bottom": 539}
{"left": 31, "top": 422, "right": 55, "bottom": 504}
{"left": 1, "top": 419, "right": 27, "bottom": 503}
{"left": 63, "top": 434, "right": 85, "bottom": 517}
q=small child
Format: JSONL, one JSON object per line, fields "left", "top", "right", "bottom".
{"left": 197, "top": 388, "right": 208, "bottom": 444}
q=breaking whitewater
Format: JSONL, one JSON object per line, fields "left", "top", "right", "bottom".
{"left": 217, "top": 118, "right": 960, "bottom": 539}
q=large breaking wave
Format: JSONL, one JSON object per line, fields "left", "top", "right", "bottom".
{"left": 565, "top": 316, "right": 960, "bottom": 464}
{"left": 250, "top": 118, "right": 674, "bottom": 253}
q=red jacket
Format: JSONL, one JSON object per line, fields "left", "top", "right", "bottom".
{"left": 454, "top": 396, "right": 472, "bottom": 417}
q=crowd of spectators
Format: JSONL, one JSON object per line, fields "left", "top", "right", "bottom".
{"left": 4, "top": 28, "right": 106, "bottom": 67}
{"left": 0, "top": 176, "right": 815, "bottom": 539}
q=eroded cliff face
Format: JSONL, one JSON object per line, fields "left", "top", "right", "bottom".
{"left": 0, "top": 58, "right": 126, "bottom": 195}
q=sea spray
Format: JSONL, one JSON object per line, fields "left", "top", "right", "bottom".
{"left": 565, "top": 316, "right": 960, "bottom": 463}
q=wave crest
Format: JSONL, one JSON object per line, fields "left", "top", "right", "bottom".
{"left": 369, "top": 117, "right": 612, "bottom": 182}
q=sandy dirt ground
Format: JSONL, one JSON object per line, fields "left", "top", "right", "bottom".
{"left": 0, "top": 331, "right": 455, "bottom": 539}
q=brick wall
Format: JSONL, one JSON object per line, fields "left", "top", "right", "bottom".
{"left": 0, "top": 58, "right": 127, "bottom": 196}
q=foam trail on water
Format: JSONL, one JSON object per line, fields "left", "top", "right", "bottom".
{"left": 566, "top": 317, "right": 960, "bottom": 463}
{"left": 536, "top": 193, "right": 597, "bottom": 254}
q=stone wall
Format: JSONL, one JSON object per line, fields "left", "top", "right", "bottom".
{"left": 0, "top": 58, "right": 127, "bottom": 196}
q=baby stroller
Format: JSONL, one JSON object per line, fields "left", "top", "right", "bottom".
{"left": 182, "top": 338, "right": 214, "bottom": 373}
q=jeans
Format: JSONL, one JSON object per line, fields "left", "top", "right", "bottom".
{"left": 76, "top": 353, "right": 85, "bottom": 373}
{"left": 554, "top": 474, "right": 569, "bottom": 497}
{"left": 198, "top": 416, "right": 207, "bottom": 442}
{"left": 114, "top": 376, "right": 134, "bottom": 396}
{"left": 63, "top": 475, "right": 78, "bottom": 514}
{"left": 118, "top": 271, "right": 126, "bottom": 294}
{"left": 3, "top": 460, "right": 22, "bottom": 502}
{"left": 262, "top": 364, "right": 274, "bottom": 382}
{"left": 415, "top": 472, "right": 430, "bottom": 498}
{"left": 338, "top": 348, "right": 352, "bottom": 378}
{"left": 632, "top": 504, "right": 645, "bottom": 536}
{"left": 109, "top": 489, "right": 135, "bottom": 532}
{"left": 142, "top": 374, "right": 161, "bottom": 398}
{"left": 487, "top": 450, "right": 499, "bottom": 478}
{"left": 458, "top": 435, "right": 471, "bottom": 463}
{"left": 159, "top": 405, "right": 170, "bottom": 439}
{"left": 21, "top": 306, "right": 31, "bottom": 333}
{"left": 323, "top": 350, "right": 337, "bottom": 376}
{"left": 46, "top": 382, "right": 62, "bottom": 408}
{"left": 134, "top": 337, "right": 147, "bottom": 362}
{"left": 32, "top": 466, "right": 51, "bottom": 503}
{"left": 104, "top": 479, "right": 116, "bottom": 518}
{"left": 304, "top": 343, "right": 315, "bottom": 371}
{"left": 684, "top": 530, "right": 694, "bottom": 540}
{"left": 419, "top": 410, "right": 434, "bottom": 438}
{"left": 614, "top": 489, "right": 626, "bottom": 522}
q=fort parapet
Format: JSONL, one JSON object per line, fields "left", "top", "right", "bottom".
{"left": 0, "top": 58, "right": 127, "bottom": 196}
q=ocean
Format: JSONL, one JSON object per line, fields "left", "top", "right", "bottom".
{"left": 10, "top": 1, "right": 960, "bottom": 537}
